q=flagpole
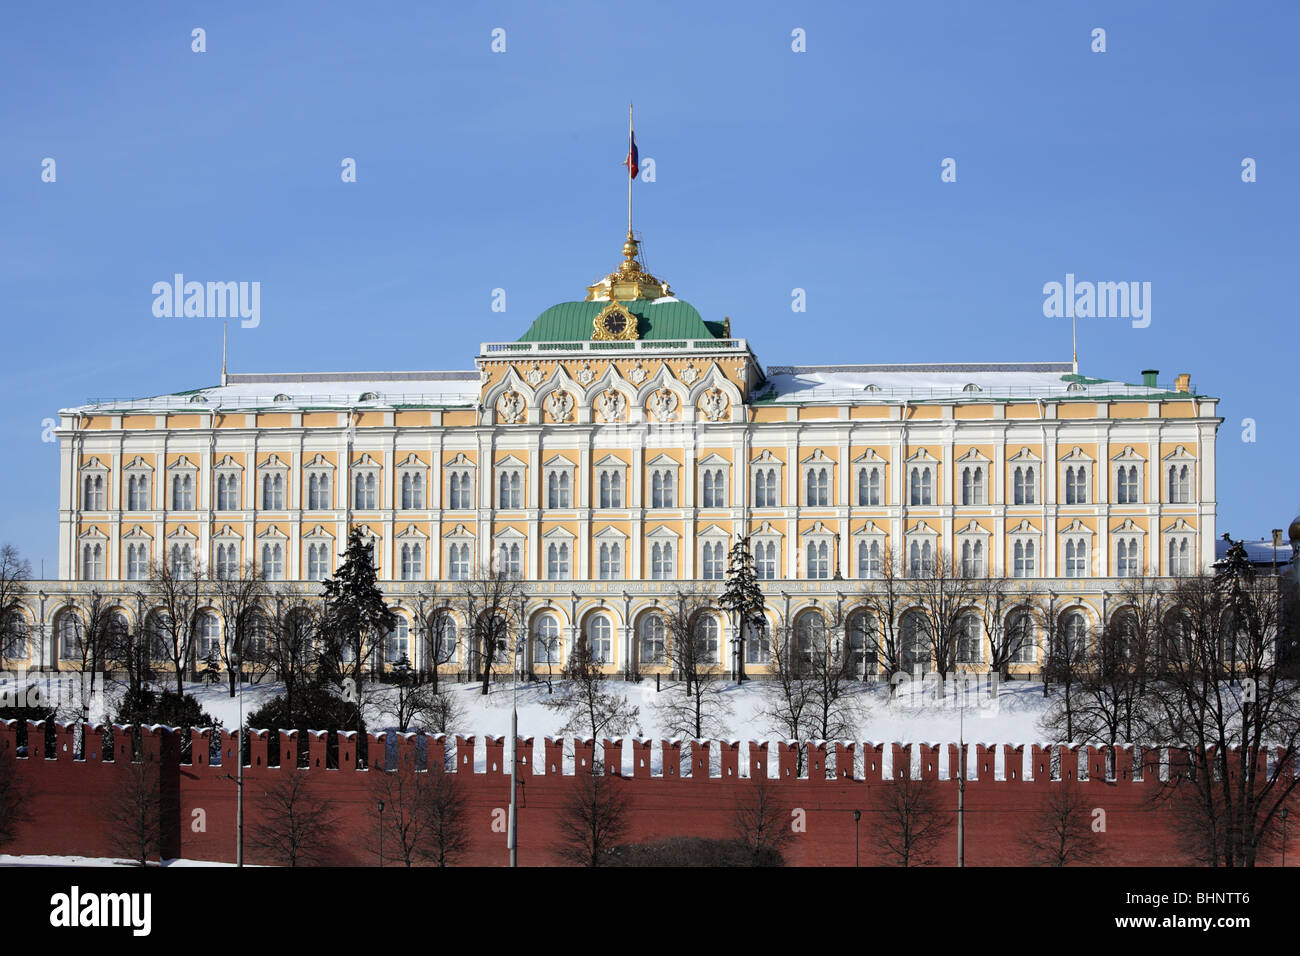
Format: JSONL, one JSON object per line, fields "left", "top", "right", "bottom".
{"left": 627, "top": 102, "right": 634, "bottom": 235}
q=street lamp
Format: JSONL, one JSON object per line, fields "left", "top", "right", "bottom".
{"left": 853, "top": 809, "right": 861, "bottom": 867}
{"left": 377, "top": 800, "right": 385, "bottom": 867}
{"left": 1283, "top": 806, "right": 1289, "bottom": 867}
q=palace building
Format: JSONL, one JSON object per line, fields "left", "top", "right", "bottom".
{"left": 10, "top": 228, "right": 1223, "bottom": 678}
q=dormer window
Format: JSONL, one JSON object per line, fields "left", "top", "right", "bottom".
{"left": 274, "top": 393, "right": 291, "bottom": 402}
{"left": 962, "top": 383, "right": 981, "bottom": 393}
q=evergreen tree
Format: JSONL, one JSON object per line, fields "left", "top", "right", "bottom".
{"left": 318, "top": 528, "right": 397, "bottom": 735}
{"left": 720, "top": 536, "right": 766, "bottom": 683}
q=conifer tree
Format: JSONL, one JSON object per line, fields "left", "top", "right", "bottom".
{"left": 720, "top": 536, "right": 766, "bottom": 683}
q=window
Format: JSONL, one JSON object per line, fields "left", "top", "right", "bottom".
{"left": 447, "top": 471, "right": 473, "bottom": 510}
{"left": 1116, "top": 465, "right": 1140, "bottom": 504}
{"left": 171, "top": 473, "right": 194, "bottom": 510}
{"left": 217, "top": 473, "right": 241, "bottom": 510}
{"left": 259, "top": 472, "right": 284, "bottom": 510}
{"left": 400, "top": 472, "right": 425, "bottom": 510}
{"left": 651, "top": 541, "right": 674, "bottom": 580}
{"left": 169, "top": 542, "right": 193, "bottom": 579}
{"left": 1168, "top": 538, "right": 1192, "bottom": 576}
{"left": 1058, "top": 611, "right": 1087, "bottom": 658}
{"left": 1, "top": 612, "right": 28, "bottom": 660}
{"left": 960, "top": 539, "right": 984, "bottom": 577}
{"left": 651, "top": 469, "right": 675, "bottom": 508}
{"left": 1116, "top": 537, "right": 1140, "bottom": 577}
{"left": 127, "top": 474, "right": 150, "bottom": 511}
{"left": 546, "top": 471, "right": 571, "bottom": 509}
{"left": 806, "top": 540, "right": 830, "bottom": 579}
{"left": 81, "top": 542, "right": 105, "bottom": 580}
{"left": 198, "top": 612, "right": 221, "bottom": 662}
{"left": 1013, "top": 466, "right": 1035, "bottom": 505}
{"left": 701, "top": 541, "right": 726, "bottom": 580}
{"left": 1007, "top": 609, "right": 1036, "bottom": 663}
{"left": 353, "top": 472, "right": 377, "bottom": 510}
{"left": 586, "top": 615, "right": 612, "bottom": 664}
{"left": 386, "top": 617, "right": 411, "bottom": 665}
{"left": 907, "top": 540, "right": 934, "bottom": 577}
{"left": 533, "top": 614, "right": 560, "bottom": 665}
{"left": 1064, "top": 538, "right": 1088, "bottom": 577}
{"left": 755, "top": 540, "right": 777, "bottom": 580}
{"left": 399, "top": 542, "right": 424, "bottom": 580}
{"left": 847, "top": 611, "right": 877, "bottom": 671}
{"left": 597, "top": 470, "right": 622, "bottom": 508}
{"left": 957, "top": 615, "right": 980, "bottom": 664}
{"left": 696, "top": 615, "right": 720, "bottom": 664}
{"left": 960, "top": 466, "right": 985, "bottom": 506}
{"left": 701, "top": 469, "right": 726, "bottom": 508}
{"left": 126, "top": 542, "right": 149, "bottom": 580}
{"left": 900, "top": 611, "right": 929, "bottom": 671}
{"left": 429, "top": 616, "right": 458, "bottom": 666}
{"left": 909, "top": 467, "right": 933, "bottom": 506}
{"left": 858, "top": 466, "right": 882, "bottom": 506}
{"left": 806, "top": 467, "right": 830, "bottom": 506}
{"left": 260, "top": 543, "right": 284, "bottom": 580}
{"left": 496, "top": 541, "right": 521, "bottom": 578}
{"left": 1012, "top": 540, "right": 1036, "bottom": 578}
{"left": 499, "top": 471, "right": 523, "bottom": 509}
{"left": 1064, "top": 466, "right": 1088, "bottom": 505}
{"left": 1168, "top": 464, "right": 1191, "bottom": 503}
{"left": 214, "top": 543, "right": 238, "bottom": 580}
{"left": 546, "top": 542, "right": 570, "bottom": 580}
{"left": 639, "top": 614, "right": 665, "bottom": 664}
{"left": 598, "top": 542, "right": 622, "bottom": 580}
{"left": 744, "top": 618, "right": 770, "bottom": 664}
{"left": 58, "top": 614, "right": 81, "bottom": 659}
{"left": 858, "top": 540, "right": 882, "bottom": 578}
{"left": 447, "top": 543, "right": 471, "bottom": 581}
{"left": 83, "top": 474, "right": 105, "bottom": 510}
{"left": 754, "top": 467, "right": 778, "bottom": 507}
{"left": 307, "top": 543, "right": 331, "bottom": 580}
{"left": 795, "top": 611, "right": 826, "bottom": 668}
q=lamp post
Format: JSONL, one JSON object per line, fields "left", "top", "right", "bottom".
{"left": 509, "top": 624, "right": 520, "bottom": 868}
{"left": 1283, "top": 807, "right": 1289, "bottom": 867}
{"left": 377, "top": 800, "right": 384, "bottom": 867}
{"left": 853, "top": 809, "right": 861, "bottom": 867}
{"left": 236, "top": 653, "right": 243, "bottom": 867}
{"left": 957, "top": 684, "right": 965, "bottom": 868}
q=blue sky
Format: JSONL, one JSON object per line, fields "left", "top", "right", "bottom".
{"left": 2, "top": 1, "right": 1297, "bottom": 574}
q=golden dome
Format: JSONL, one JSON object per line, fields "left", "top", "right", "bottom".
{"left": 585, "top": 230, "right": 673, "bottom": 302}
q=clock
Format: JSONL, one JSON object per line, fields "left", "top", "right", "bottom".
{"left": 592, "top": 300, "right": 639, "bottom": 340}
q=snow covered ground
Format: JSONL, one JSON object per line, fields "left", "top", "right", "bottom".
{"left": 0, "top": 854, "right": 245, "bottom": 867}
{"left": 4, "top": 670, "right": 1055, "bottom": 748}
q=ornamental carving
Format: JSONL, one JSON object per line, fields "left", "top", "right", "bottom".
{"left": 699, "top": 388, "right": 728, "bottom": 422}
{"left": 526, "top": 362, "right": 544, "bottom": 386}
{"left": 544, "top": 389, "right": 575, "bottom": 423}
{"left": 628, "top": 361, "right": 647, "bottom": 384}
{"left": 597, "top": 390, "right": 627, "bottom": 423}
{"left": 648, "top": 389, "right": 679, "bottom": 422}
{"left": 497, "top": 390, "right": 525, "bottom": 424}
{"left": 680, "top": 362, "right": 699, "bottom": 384}
{"left": 576, "top": 361, "right": 595, "bottom": 385}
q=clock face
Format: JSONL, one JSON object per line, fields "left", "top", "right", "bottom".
{"left": 604, "top": 311, "right": 627, "bottom": 334}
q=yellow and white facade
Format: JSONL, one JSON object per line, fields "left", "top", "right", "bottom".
{"left": 13, "top": 232, "right": 1224, "bottom": 676}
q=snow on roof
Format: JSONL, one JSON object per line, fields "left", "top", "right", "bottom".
{"left": 1215, "top": 537, "right": 1296, "bottom": 568}
{"left": 67, "top": 370, "right": 482, "bottom": 414}
{"left": 759, "top": 362, "right": 1183, "bottom": 403}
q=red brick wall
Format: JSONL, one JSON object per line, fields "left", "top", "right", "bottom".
{"left": 0, "top": 721, "right": 1284, "bottom": 866}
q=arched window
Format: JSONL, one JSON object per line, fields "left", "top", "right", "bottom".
{"left": 533, "top": 613, "right": 560, "bottom": 665}
{"left": 702, "top": 541, "right": 725, "bottom": 580}
{"left": 960, "top": 539, "right": 984, "bottom": 578}
{"left": 585, "top": 615, "right": 613, "bottom": 664}
{"left": 639, "top": 614, "right": 666, "bottom": 664}
{"left": 961, "top": 466, "right": 984, "bottom": 506}
{"left": 1168, "top": 537, "right": 1191, "bottom": 576}
{"left": 57, "top": 612, "right": 82, "bottom": 660}
{"left": 81, "top": 542, "right": 105, "bottom": 580}
{"left": 900, "top": 610, "right": 929, "bottom": 671}
{"left": 847, "top": 610, "right": 877, "bottom": 672}
{"left": 1013, "top": 466, "right": 1035, "bottom": 505}
{"left": 400, "top": 542, "right": 423, "bottom": 581}
{"left": 743, "top": 616, "right": 770, "bottom": 664}
{"left": 651, "top": 542, "right": 673, "bottom": 580}
{"left": 598, "top": 471, "right": 622, "bottom": 509}
{"left": 1, "top": 611, "right": 28, "bottom": 660}
{"left": 907, "top": 540, "right": 933, "bottom": 577}
{"left": 169, "top": 542, "right": 193, "bottom": 579}
{"left": 755, "top": 540, "right": 777, "bottom": 580}
{"left": 546, "top": 542, "right": 570, "bottom": 580}
{"left": 1168, "top": 464, "right": 1191, "bottom": 503}
{"left": 83, "top": 474, "right": 105, "bottom": 510}
{"left": 956, "top": 614, "right": 981, "bottom": 664}
{"left": 1065, "top": 466, "right": 1087, "bottom": 504}
{"left": 1116, "top": 465, "right": 1140, "bottom": 504}
{"left": 262, "top": 473, "right": 285, "bottom": 510}
{"left": 197, "top": 612, "right": 221, "bottom": 663}
{"left": 308, "top": 543, "right": 330, "bottom": 580}
{"left": 651, "top": 469, "right": 675, "bottom": 508}
{"left": 598, "top": 542, "right": 622, "bottom": 580}
{"left": 1116, "top": 537, "right": 1140, "bottom": 577}
{"left": 401, "top": 472, "right": 425, "bottom": 510}
{"left": 1064, "top": 538, "right": 1088, "bottom": 577}
{"left": 806, "top": 540, "right": 829, "bottom": 579}
{"left": 754, "top": 468, "right": 777, "bottom": 507}
{"left": 806, "top": 467, "right": 830, "bottom": 506}
{"left": 1006, "top": 609, "right": 1037, "bottom": 663}
{"left": 127, "top": 474, "right": 149, "bottom": 511}
{"left": 859, "top": 466, "right": 882, "bottom": 506}
{"left": 171, "top": 473, "right": 194, "bottom": 510}
{"left": 496, "top": 541, "right": 520, "bottom": 578}
{"left": 1058, "top": 611, "right": 1088, "bottom": 659}
{"left": 858, "top": 540, "right": 882, "bottom": 579}
{"left": 1013, "top": 540, "right": 1035, "bottom": 578}
{"left": 386, "top": 617, "right": 411, "bottom": 664}
{"left": 696, "top": 614, "right": 720, "bottom": 664}
{"left": 429, "top": 614, "right": 458, "bottom": 666}
{"left": 306, "top": 472, "right": 328, "bottom": 510}
{"left": 260, "top": 543, "right": 284, "bottom": 580}
{"left": 702, "top": 469, "right": 726, "bottom": 508}
{"left": 795, "top": 610, "right": 826, "bottom": 667}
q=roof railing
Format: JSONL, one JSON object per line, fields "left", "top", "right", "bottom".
{"left": 480, "top": 338, "right": 747, "bottom": 355}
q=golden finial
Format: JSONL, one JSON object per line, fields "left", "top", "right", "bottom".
{"left": 586, "top": 229, "right": 673, "bottom": 302}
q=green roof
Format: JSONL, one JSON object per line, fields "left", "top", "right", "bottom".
{"left": 518, "top": 300, "right": 718, "bottom": 342}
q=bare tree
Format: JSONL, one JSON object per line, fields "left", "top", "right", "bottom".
{"left": 210, "top": 561, "right": 268, "bottom": 698}
{"left": 1072, "top": 609, "right": 1148, "bottom": 749}
{"left": 545, "top": 636, "right": 641, "bottom": 741}
{"left": 763, "top": 623, "right": 818, "bottom": 765}
{"left": 554, "top": 762, "right": 633, "bottom": 867}
{"left": 1020, "top": 783, "right": 1107, "bottom": 866}
{"left": 1035, "top": 594, "right": 1088, "bottom": 741}
{"left": 972, "top": 578, "right": 1036, "bottom": 681}
{"left": 454, "top": 566, "right": 525, "bottom": 696}
{"left": 104, "top": 757, "right": 162, "bottom": 865}
{"left": 149, "top": 558, "right": 205, "bottom": 697}
{"left": 0, "top": 744, "right": 31, "bottom": 849}
{"left": 370, "top": 759, "right": 469, "bottom": 866}
{"left": 63, "top": 590, "right": 119, "bottom": 720}
{"left": 653, "top": 591, "right": 732, "bottom": 738}
{"left": 763, "top": 602, "right": 862, "bottom": 758}
{"left": 422, "top": 764, "right": 470, "bottom": 867}
{"left": 870, "top": 773, "right": 952, "bottom": 866}
{"left": 0, "top": 545, "right": 31, "bottom": 662}
{"left": 907, "top": 545, "right": 984, "bottom": 685}
{"left": 859, "top": 547, "right": 911, "bottom": 690}
{"left": 411, "top": 583, "right": 459, "bottom": 695}
{"left": 259, "top": 588, "right": 318, "bottom": 720}
{"left": 248, "top": 773, "right": 337, "bottom": 866}
{"left": 731, "top": 772, "right": 793, "bottom": 865}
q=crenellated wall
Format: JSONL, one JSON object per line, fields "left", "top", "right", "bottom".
{"left": 1, "top": 720, "right": 1284, "bottom": 866}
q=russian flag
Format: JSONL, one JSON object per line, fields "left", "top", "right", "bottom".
{"left": 622, "top": 130, "right": 639, "bottom": 180}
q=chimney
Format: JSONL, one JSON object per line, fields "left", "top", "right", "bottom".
{"left": 1141, "top": 369, "right": 1159, "bottom": 388}
{"left": 1175, "top": 373, "right": 1190, "bottom": 393}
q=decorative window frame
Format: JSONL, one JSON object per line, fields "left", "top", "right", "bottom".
{"left": 122, "top": 525, "right": 154, "bottom": 581}
{"left": 256, "top": 526, "right": 290, "bottom": 581}
{"left": 1111, "top": 446, "right": 1146, "bottom": 506}
{"left": 954, "top": 519, "right": 989, "bottom": 578}
{"left": 444, "top": 523, "right": 475, "bottom": 581}
{"left": 122, "top": 456, "right": 154, "bottom": 511}
{"left": 905, "top": 449, "right": 939, "bottom": 507}
{"left": 494, "top": 455, "right": 528, "bottom": 510}
{"left": 1111, "top": 517, "right": 1147, "bottom": 577}
{"left": 211, "top": 525, "right": 243, "bottom": 580}
{"left": 1007, "top": 518, "right": 1042, "bottom": 578}
{"left": 750, "top": 450, "right": 784, "bottom": 509}
{"left": 79, "top": 457, "right": 109, "bottom": 512}
{"left": 493, "top": 526, "right": 526, "bottom": 579}
{"left": 395, "top": 453, "right": 428, "bottom": 511}
{"left": 1059, "top": 447, "right": 1094, "bottom": 506}
{"left": 646, "top": 453, "right": 681, "bottom": 509}
{"left": 302, "top": 525, "right": 335, "bottom": 581}
{"left": 697, "top": 525, "right": 730, "bottom": 581}
{"left": 1162, "top": 445, "right": 1196, "bottom": 505}
{"left": 1161, "top": 517, "right": 1196, "bottom": 577}
{"left": 301, "top": 454, "right": 334, "bottom": 511}
{"left": 852, "top": 520, "right": 887, "bottom": 579}
{"left": 394, "top": 524, "right": 428, "bottom": 581}
{"left": 167, "top": 455, "right": 200, "bottom": 511}
{"left": 697, "top": 453, "right": 731, "bottom": 509}
{"left": 853, "top": 450, "right": 886, "bottom": 507}
{"left": 350, "top": 453, "right": 383, "bottom": 511}
{"left": 955, "top": 448, "right": 990, "bottom": 506}
{"left": 645, "top": 525, "right": 680, "bottom": 580}
{"left": 443, "top": 453, "right": 475, "bottom": 511}
{"left": 165, "top": 526, "right": 198, "bottom": 579}
{"left": 593, "top": 454, "right": 627, "bottom": 510}
{"left": 543, "top": 454, "right": 576, "bottom": 510}
{"left": 801, "top": 520, "right": 836, "bottom": 580}
{"left": 78, "top": 527, "right": 109, "bottom": 580}
{"left": 904, "top": 520, "right": 939, "bottom": 577}
{"left": 592, "top": 526, "right": 626, "bottom": 581}
{"left": 542, "top": 526, "right": 576, "bottom": 581}
{"left": 751, "top": 521, "right": 782, "bottom": 581}
{"left": 213, "top": 455, "right": 245, "bottom": 512}
{"left": 800, "top": 449, "right": 835, "bottom": 507}
{"left": 257, "top": 454, "right": 290, "bottom": 511}
{"left": 1059, "top": 518, "right": 1094, "bottom": 578}
{"left": 1007, "top": 447, "right": 1041, "bottom": 506}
